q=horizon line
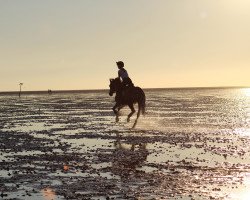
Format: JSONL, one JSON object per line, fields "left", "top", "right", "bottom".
{"left": 0, "top": 85, "right": 249, "bottom": 94}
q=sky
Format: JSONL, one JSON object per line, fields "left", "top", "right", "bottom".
{"left": 1, "top": 0, "right": 250, "bottom": 91}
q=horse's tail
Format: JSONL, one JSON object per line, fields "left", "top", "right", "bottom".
{"left": 139, "top": 89, "right": 146, "bottom": 115}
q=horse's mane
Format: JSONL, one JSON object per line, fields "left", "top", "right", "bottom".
{"left": 110, "top": 77, "right": 121, "bottom": 84}
{"left": 114, "top": 77, "right": 121, "bottom": 82}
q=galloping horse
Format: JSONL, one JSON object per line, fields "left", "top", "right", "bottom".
{"left": 109, "top": 78, "right": 146, "bottom": 128}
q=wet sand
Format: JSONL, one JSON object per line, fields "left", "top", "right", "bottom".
{"left": 0, "top": 90, "right": 250, "bottom": 199}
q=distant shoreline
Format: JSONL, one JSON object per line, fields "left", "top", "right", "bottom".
{"left": 0, "top": 86, "right": 249, "bottom": 95}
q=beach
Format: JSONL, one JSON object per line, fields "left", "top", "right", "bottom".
{"left": 0, "top": 88, "right": 250, "bottom": 199}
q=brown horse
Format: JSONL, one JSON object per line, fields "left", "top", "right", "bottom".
{"left": 109, "top": 78, "right": 146, "bottom": 128}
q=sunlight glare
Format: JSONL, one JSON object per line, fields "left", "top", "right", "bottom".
{"left": 228, "top": 173, "right": 250, "bottom": 200}
{"left": 241, "top": 88, "right": 250, "bottom": 97}
{"left": 41, "top": 188, "right": 56, "bottom": 200}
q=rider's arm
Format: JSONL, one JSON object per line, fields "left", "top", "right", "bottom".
{"left": 118, "top": 70, "right": 122, "bottom": 80}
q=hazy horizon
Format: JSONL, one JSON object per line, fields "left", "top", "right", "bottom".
{"left": 1, "top": 0, "right": 250, "bottom": 91}
{"left": 1, "top": 85, "right": 249, "bottom": 94}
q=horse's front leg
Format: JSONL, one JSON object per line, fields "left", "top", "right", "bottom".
{"left": 112, "top": 104, "right": 118, "bottom": 115}
{"left": 127, "top": 103, "right": 135, "bottom": 122}
{"left": 112, "top": 103, "right": 120, "bottom": 122}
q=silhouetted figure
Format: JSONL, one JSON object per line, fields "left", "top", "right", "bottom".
{"left": 109, "top": 77, "right": 146, "bottom": 128}
{"left": 19, "top": 83, "right": 23, "bottom": 98}
{"left": 48, "top": 89, "right": 52, "bottom": 95}
{"left": 116, "top": 61, "right": 134, "bottom": 89}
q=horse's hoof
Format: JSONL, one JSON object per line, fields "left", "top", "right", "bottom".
{"left": 116, "top": 117, "right": 119, "bottom": 122}
{"left": 127, "top": 118, "right": 130, "bottom": 122}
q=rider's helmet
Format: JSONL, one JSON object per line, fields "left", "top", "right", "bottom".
{"left": 116, "top": 61, "right": 124, "bottom": 68}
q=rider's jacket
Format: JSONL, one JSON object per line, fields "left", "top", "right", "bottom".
{"left": 118, "top": 68, "right": 129, "bottom": 80}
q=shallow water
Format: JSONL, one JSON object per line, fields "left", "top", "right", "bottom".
{"left": 0, "top": 88, "right": 250, "bottom": 199}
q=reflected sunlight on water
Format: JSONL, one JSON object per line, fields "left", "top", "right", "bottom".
{"left": 41, "top": 188, "right": 56, "bottom": 200}
{"left": 241, "top": 88, "right": 250, "bottom": 97}
{"left": 228, "top": 173, "right": 250, "bottom": 200}
{"left": 63, "top": 165, "right": 69, "bottom": 171}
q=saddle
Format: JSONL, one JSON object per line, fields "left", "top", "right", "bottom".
{"left": 121, "top": 84, "right": 134, "bottom": 97}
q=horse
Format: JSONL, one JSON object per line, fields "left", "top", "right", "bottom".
{"left": 109, "top": 78, "right": 146, "bottom": 128}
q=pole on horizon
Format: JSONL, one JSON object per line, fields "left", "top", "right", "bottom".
{"left": 19, "top": 83, "right": 23, "bottom": 98}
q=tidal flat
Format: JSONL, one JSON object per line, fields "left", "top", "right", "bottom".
{"left": 0, "top": 88, "right": 250, "bottom": 199}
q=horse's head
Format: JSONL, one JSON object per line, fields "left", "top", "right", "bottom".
{"left": 109, "top": 78, "right": 121, "bottom": 96}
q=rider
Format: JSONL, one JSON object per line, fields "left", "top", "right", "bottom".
{"left": 116, "top": 61, "right": 134, "bottom": 88}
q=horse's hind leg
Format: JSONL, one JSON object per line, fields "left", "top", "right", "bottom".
{"left": 132, "top": 103, "right": 141, "bottom": 128}
{"left": 127, "top": 104, "right": 135, "bottom": 122}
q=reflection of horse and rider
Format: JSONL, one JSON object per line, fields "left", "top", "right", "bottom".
{"left": 112, "top": 134, "right": 149, "bottom": 178}
{"left": 109, "top": 61, "right": 146, "bottom": 128}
